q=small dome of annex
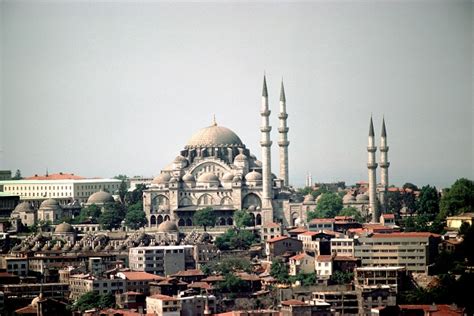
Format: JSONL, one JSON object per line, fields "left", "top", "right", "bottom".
{"left": 87, "top": 190, "right": 115, "bottom": 205}
{"left": 186, "top": 124, "right": 244, "bottom": 148}
{"left": 152, "top": 173, "right": 172, "bottom": 184}
{"left": 173, "top": 155, "right": 187, "bottom": 163}
{"left": 303, "top": 194, "right": 315, "bottom": 204}
{"left": 356, "top": 194, "right": 369, "bottom": 202}
{"left": 197, "top": 172, "right": 220, "bottom": 183}
{"left": 40, "top": 198, "right": 60, "bottom": 208}
{"left": 343, "top": 194, "right": 356, "bottom": 203}
{"left": 245, "top": 171, "right": 262, "bottom": 182}
{"left": 13, "top": 202, "right": 34, "bottom": 214}
{"left": 222, "top": 172, "right": 234, "bottom": 181}
{"left": 55, "top": 222, "right": 75, "bottom": 233}
{"left": 157, "top": 220, "right": 179, "bottom": 233}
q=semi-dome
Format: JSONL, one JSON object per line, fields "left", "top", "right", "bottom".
{"left": 55, "top": 222, "right": 75, "bottom": 233}
{"left": 152, "top": 173, "right": 172, "bottom": 184}
{"left": 87, "top": 190, "right": 115, "bottom": 204}
{"left": 222, "top": 172, "right": 234, "bottom": 181}
{"left": 13, "top": 202, "right": 34, "bottom": 213}
{"left": 157, "top": 220, "right": 179, "bottom": 233}
{"left": 197, "top": 172, "right": 220, "bottom": 183}
{"left": 303, "top": 194, "right": 315, "bottom": 204}
{"left": 343, "top": 194, "right": 356, "bottom": 202}
{"left": 186, "top": 124, "right": 243, "bottom": 148}
{"left": 245, "top": 171, "right": 262, "bottom": 181}
{"left": 356, "top": 194, "right": 369, "bottom": 202}
{"left": 182, "top": 173, "right": 196, "bottom": 182}
{"left": 40, "top": 198, "right": 60, "bottom": 207}
{"left": 174, "top": 155, "right": 187, "bottom": 163}
{"left": 234, "top": 153, "right": 248, "bottom": 162}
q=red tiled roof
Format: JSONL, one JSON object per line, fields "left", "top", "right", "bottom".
{"left": 289, "top": 253, "right": 310, "bottom": 261}
{"left": 25, "top": 173, "right": 85, "bottom": 180}
{"left": 119, "top": 271, "right": 165, "bottom": 281}
{"left": 263, "top": 222, "right": 281, "bottom": 228}
{"left": 267, "top": 236, "right": 289, "bottom": 243}
{"left": 399, "top": 304, "right": 464, "bottom": 316}
{"left": 382, "top": 214, "right": 395, "bottom": 219}
{"left": 201, "top": 275, "right": 224, "bottom": 282}
{"left": 188, "top": 281, "right": 213, "bottom": 290}
{"left": 316, "top": 255, "right": 333, "bottom": 262}
{"left": 148, "top": 294, "right": 177, "bottom": 301}
{"left": 281, "top": 299, "right": 307, "bottom": 306}
{"left": 287, "top": 227, "right": 308, "bottom": 234}
{"left": 171, "top": 269, "right": 204, "bottom": 277}
{"left": 300, "top": 231, "right": 318, "bottom": 236}
{"left": 309, "top": 218, "right": 335, "bottom": 224}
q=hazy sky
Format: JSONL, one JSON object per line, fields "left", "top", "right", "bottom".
{"left": 0, "top": 0, "right": 472, "bottom": 188}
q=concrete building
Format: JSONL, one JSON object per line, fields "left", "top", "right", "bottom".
{"left": 315, "top": 255, "right": 333, "bottom": 278}
{"left": 330, "top": 237, "right": 354, "bottom": 256}
{"left": 265, "top": 236, "right": 302, "bottom": 260}
{"left": 298, "top": 231, "right": 335, "bottom": 256}
{"left": 129, "top": 245, "right": 195, "bottom": 276}
{"left": 446, "top": 212, "right": 474, "bottom": 230}
{"left": 280, "top": 299, "right": 332, "bottom": 316}
{"left": 116, "top": 271, "right": 165, "bottom": 295}
{"left": 308, "top": 219, "right": 335, "bottom": 232}
{"left": 354, "top": 266, "right": 405, "bottom": 292}
{"left": 354, "top": 232, "right": 441, "bottom": 274}
{"left": 0, "top": 256, "right": 28, "bottom": 276}
{"left": 261, "top": 222, "right": 282, "bottom": 241}
{"left": 312, "top": 290, "right": 359, "bottom": 315}
{"left": 146, "top": 294, "right": 181, "bottom": 316}
{"left": 69, "top": 274, "right": 125, "bottom": 300}
{"left": 0, "top": 176, "right": 121, "bottom": 205}
{"left": 179, "top": 294, "right": 216, "bottom": 316}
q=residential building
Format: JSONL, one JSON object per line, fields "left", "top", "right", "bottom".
{"left": 308, "top": 219, "right": 335, "bottom": 232}
{"left": 69, "top": 274, "right": 125, "bottom": 300}
{"left": 0, "top": 256, "right": 28, "bottom": 277}
{"left": 298, "top": 231, "right": 336, "bottom": 256}
{"left": 312, "top": 290, "right": 359, "bottom": 315}
{"left": 288, "top": 253, "right": 315, "bottom": 276}
{"left": 354, "top": 232, "right": 441, "bottom": 274}
{"left": 330, "top": 237, "right": 354, "bottom": 256}
{"left": 261, "top": 222, "right": 282, "bottom": 241}
{"left": 380, "top": 214, "right": 395, "bottom": 227}
{"left": 315, "top": 255, "right": 333, "bottom": 278}
{"left": 356, "top": 284, "right": 397, "bottom": 316}
{"left": 354, "top": 266, "right": 405, "bottom": 292}
{"left": 146, "top": 294, "right": 181, "bottom": 316}
{"left": 179, "top": 294, "right": 216, "bottom": 316}
{"left": 129, "top": 245, "right": 195, "bottom": 276}
{"left": 116, "top": 271, "right": 165, "bottom": 295}
{"left": 280, "top": 299, "right": 332, "bottom": 316}
{"left": 265, "top": 236, "right": 302, "bottom": 260}
{"left": 446, "top": 213, "right": 474, "bottom": 230}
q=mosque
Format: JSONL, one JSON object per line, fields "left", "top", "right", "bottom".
{"left": 143, "top": 76, "right": 391, "bottom": 229}
{"left": 143, "top": 76, "right": 317, "bottom": 229}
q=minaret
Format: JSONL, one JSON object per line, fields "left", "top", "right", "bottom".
{"left": 379, "top": 118, "right": 390, "bottom": 212}
{"left": 367, "top": 116, "right": 379, "bottom": 223}
{"left": 261, "top": 75, "right": 273, "bottom": 224}
{"left": 278, "top": 80, "right": 290, "bottom": 186}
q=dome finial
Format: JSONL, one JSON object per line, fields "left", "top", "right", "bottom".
{"left": 212, "top": 114, "right": 217, "bottom": 126}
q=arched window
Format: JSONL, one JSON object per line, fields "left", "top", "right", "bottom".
{"left": 226, "top": 217, "right": 233, "bottom": 226}
{"left": 198, "top": 194, "right": 214, "bottom": 206}
{"left": 178, "top": 218, "right": 185, "bottom": 226}
{"left": 256, "top": 214, "right": 262, "bottom": 226}
{"left": 220, "top": 196, "right": 233, "bottom": 205}
{"left": 157, "top": 215, "right": 163, "bottom": 225}
{"left": 186, "top": 218, "right": 193, "bottom": 226}
{"left": 180, "top": 197, "right": 193, "bottom": 206}
{"left": 219, "top": 217, "right": 226, "bottom": 226}
{"left": 164, "top": 215, "right": 170, "bottom": 221}
{"left": 242, "top": 193, "right": 262, "bottom": 209}
{"left": 150, "top": 215, "right": 156, "bottom": 226}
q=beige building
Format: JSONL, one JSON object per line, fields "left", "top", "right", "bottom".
{"left": 146, "top": 294, "right": 181, "bottom": 316}
{"left": 446, "top": 212, "right": 474, "bottom": 230}
{"left": 330, "top": 237, "right": 354, "bottom": 256}
{"left": 261, "top": 222, "right": 282, "bottom": 241}
{"left": 315, "top": 255, "right": 333, "bottom": 278}
{"left": 129, "top": 245, "right": 195, "bottom": 276}
{"left": 0, "top": 178, "right": 121, "bottom": 205}
{"left": 288, "top": 252, "right": 315, "bottom": 276}
{"left": 10, "top": 202, "right": 36, "bottom": 227}
{"left": 68, "top": 274, "right": 126, "bottom": 300}
{"left": 354, "top": 232, "right": 441, "bottom": 274}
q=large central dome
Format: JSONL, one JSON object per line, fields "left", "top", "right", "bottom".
{"left": 186, "top": 123, "right": 244, "bottom": 148}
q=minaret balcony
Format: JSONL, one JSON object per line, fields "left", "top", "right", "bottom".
{"left": 380, "top": 146, "right": 389, "bottom": 152}
{"left": 260, "top": 110, "right": 271, "bottom": 116}
{"left": 260, "top": 140, "right": 273, "bottom": 147}
{"left": 278, "top": 127, "right": 289, "bottom": 133}
{"left": 367, "top": 162, "right": 378, "bottom": 169}
{"left": 278, "top": 113, "right": 288, "bottom": 119}
{"left": 278, "top": 140, "right": 290, "bottom": 146}
{"left": 260, "top": 126, "right": 272, "bottom": 132}
{"left": 380, "top": 162, "right": 390, "bottom": 168}
{"left": 367, "top": 146, "right": 377, "bottom": 152}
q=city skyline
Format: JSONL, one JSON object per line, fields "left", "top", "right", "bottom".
{"left": 0, "top": 1, "right": 472, "bottom": 188}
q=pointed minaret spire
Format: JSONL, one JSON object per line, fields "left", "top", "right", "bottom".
{"left": 369, "top": 116, "right": 375, "bottom": 137}
{"left": 381, "top": 117, "right": 387, "bottom": 137}
{"left": 278, "top": 79, "right": 289, "bottom": 186}
{"left": 212, "top": 114, "right": 217, "bottom": 126}
{"left": 280, "top": 80, "right": 286, "bottom": 102}
{"left": 262, "top": 74, "right": 268, "bottom": 97}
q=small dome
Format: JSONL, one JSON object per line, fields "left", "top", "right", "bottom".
{"left": 245, "top": 171, "right": 262, "bottom": 182}
{"left": 232, "top": 175, "right": 242, "bottom": 182}
{"left": 174, "top": 155, "right": 187, "bottom": 163}
{"left": 40, "top": 198, "right": 60, "bottom": 207}
{"left": 303, "top": 194, "right": 315, "bottom": 204}
{"left": 222, "top": 172, "right": 234, "bottom": 181}
{"left": 343, "top": 194, "right": 356, "bottom": 202}
{"left": 234, "top": 153, "right": 248, "bottom": 162}
{"left": 169, "top": 177, "right": 179, "bottom": 183}
{"left": 55, "top": 222, "right": 75, "bottom": 233}
{"left": 157, "top": 220, "right": 179, "bottom": 233}
{"left": 87, "top": 190, "right": 115, "bottom": 204}
{"left": 182, "top": 173, "right": 196, "bottom": 182}
{"left": 13, "top": 202, "right": 34, "bottom": 214}
{"left": 152, "top": 173, "right": 172, "bottom": 184}
{"left": 356, "top": 194, "right": 369, "bottom": 202}
{"left": 197, "top": 172, "right": 219, "bottom": 183}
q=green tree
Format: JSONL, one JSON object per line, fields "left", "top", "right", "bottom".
{"left": 339, "top": 207, "right": 363, "bottom": 222}
{"left": 307, "top": 209, "right": 325, "bottom": 221}
{"left": 114, "top": 174, "right": 128, "bottom": 181}
{"left": 330, "top": 270, "right": 353, "bottom": 285}
{"left": 387, "top": 191, "right": 402, "bottom": 214}
{"left": 315, "top": 193, "right": 343, "bottom": 218}
{"left": 124, "top": 208, "right": 147, "bottom": 230}
{"left": 218, "top": 273, "right": 248, "bottom": 293}
{"left": 439, "top": 178, "right": 474, "bottom": 219}
{"left": 416, "top": 185, "right": 439, "bottom": 218}
{"left": 202, "top": 257, "right": 252, "bottom": 275}
{"left": 234, "top": 209, "right": 254, "bottom": 228}
{"left": 403, "top": 182, "right": 419, "bottom": 191}
{"left": 75, "top": 204, "right": 102, "bottom": 223}
{"left": 118, "top": 179, "right": 128, "bottom": 204}
{"left": 125, "top": 184, "right": 147, "bottom": 205}
{"left": 12, "top": 169, "right": 22, "bottom": 180}
{"left": 270, "top": 258, "right": 289, "bottom": 283}
{"left": 193, "top": 207, "right": 217, "bottom": 231}
{"left": 74, "top": 292, "right": 115, "bottom": 312}
{"left": 99, "top": 208, "right": 123, "bottom": 230}
{"left": 215, "top": 228, "right": 258, "bottom": 250}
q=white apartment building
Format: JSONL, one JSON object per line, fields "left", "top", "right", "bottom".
{"left": 330, "top": 238, "right": 354, "bottom": 256}
{"left": 146, "top": 294, "right": 181, "bottom": 316}
{"left": 69, "top": 274, "right": 126, "bottom": 300}
{"left": 0, "top": 178, "right": 121, "bottom": 204}
{"left": 129, "top": 245, "right": 195, "bottom": 276}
